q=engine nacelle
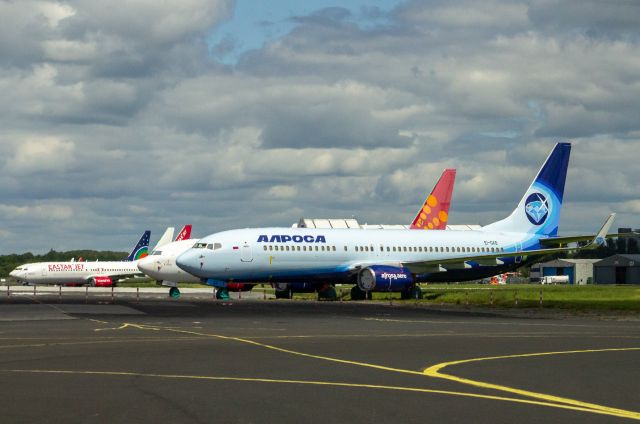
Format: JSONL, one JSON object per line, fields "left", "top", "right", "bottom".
{"left": 357, "top": 266, "right": 414, "bottom": 292}
{"left": 91, "top": 276, "right": 113, "bottom": 287}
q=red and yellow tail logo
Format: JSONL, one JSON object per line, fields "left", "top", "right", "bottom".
{"left": 410, "top": 169, "right": 456, "bottom": 230}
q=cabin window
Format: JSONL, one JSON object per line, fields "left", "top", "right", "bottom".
{"left": 263, "top": 246, "right": 267, "bottom": 251}
{"left": 386, "top": 247, "right": 390, "bottom": 252}
{"left": 344, "top": 246, "right": 348, "bottom": 251}
{"left": 268, "top": 246, "right": 273, "bottom": 251}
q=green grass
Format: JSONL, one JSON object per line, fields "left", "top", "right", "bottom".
{"left": 415, "top": 284, "right": 640, "bottom": 311}
{"left": 284, "top": 284, "right": 640, "bottom": 311}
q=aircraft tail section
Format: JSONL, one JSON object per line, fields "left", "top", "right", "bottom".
{"left": 410, "top": 169, "right": 456, "bottom": 230}
{"left": 175, "top": 224, "right": 192, "bottom": 241}
{"left": 125, "top": 230, "right": 151, "bottom": 261}
{"left": 483, "top": 142, "right": 571, "bottom": 236}
{"left": 153, "top": 227, "right": 175, "bottom": 251}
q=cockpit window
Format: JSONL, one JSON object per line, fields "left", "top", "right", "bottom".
{"left": 193, "top": 242, "right": 208, "bottom": 249}
{"left": 151, "top": 250, "right": 162, "bottom": 255}
{"left": 207, "top": 244, "right": 213, "bottom": 250}
{"left": 213, "top": 243, "right": 222, "bottom": 250}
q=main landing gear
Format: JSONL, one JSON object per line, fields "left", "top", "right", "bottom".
{"left": 401, "top": 285, "right": 422, "bottom": 300}
{"left": 350, "top": 286, "right": 372, "bottom": 301}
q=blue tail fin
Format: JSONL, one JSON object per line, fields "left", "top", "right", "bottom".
{"left": 125, "top": 230, "right": 151, "bottom": 261}
{"left": 483, "top": 142, "right": 571, "bottom": 236}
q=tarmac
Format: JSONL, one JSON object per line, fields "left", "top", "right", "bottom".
{"left": 0, "top": 290, "right": 639, "bottom": 423}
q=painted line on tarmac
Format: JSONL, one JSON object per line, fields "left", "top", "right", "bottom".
{"left": 104, "top": 322, "right": 640, "bottom": 420}
{"left": 423, "top": 347, "right": 640, "bottom": 420}
{"left": 0, "top": 368, "right": 634, "bottom": 420}
{"left": 0, "top": 336, "right": 207, "bottom": 350}
{"left": 363, "top": 317, "right": 638, "bottom": 329}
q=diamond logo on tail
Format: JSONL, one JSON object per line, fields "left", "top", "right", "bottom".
{"left": 525, "top": 193, "right": 549, "bottom": 225}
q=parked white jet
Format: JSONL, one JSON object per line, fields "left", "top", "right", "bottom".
{"left": 175, "top": 143, "right": 616, "bottom": 300}
{"left": 10, "top": 231, "right": 150, "bottom": 286}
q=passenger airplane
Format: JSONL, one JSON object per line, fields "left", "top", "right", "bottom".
{"left": 175, "top": 143, "right": 615, "bottom": 300}
{"left": 274, "top": 168, "right": 457, "bottom": 298}
{"left": 137, "top": 169, "right": 458, "bottom": 299}
{"left": 10, "top": 231, "right": 151, "bottom": 286}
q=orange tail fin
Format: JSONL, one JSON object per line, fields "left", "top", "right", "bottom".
{"left": 410, "top": 169, "right": 456, "bottom": 230}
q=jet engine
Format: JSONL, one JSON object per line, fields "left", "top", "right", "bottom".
{"left": 357, "top": 266, "right": 414, "bottom": 292}
{"left": 90, "top": 276, "right": 113, "bottom": 287}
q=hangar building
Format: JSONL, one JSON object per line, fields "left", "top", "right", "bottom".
{"left": 593, "top": 254, "right": 640, "bottom": 284}
{"left": 529, "top": 259, "right": 599, "bottom": 285}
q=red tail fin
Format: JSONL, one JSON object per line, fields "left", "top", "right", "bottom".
{"left": 410, "top": 169, "right": 456, "bottom": 230}
{"left": 175, "top": 225, "right": 192, "bottom": 241}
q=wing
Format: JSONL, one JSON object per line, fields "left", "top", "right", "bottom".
{"left": 540, "top": 231, "right": 638, "bottom": 246}
{"left": 402, "top": 214, "right": 615, "bottom": 274}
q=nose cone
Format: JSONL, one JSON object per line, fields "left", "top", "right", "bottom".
{"left": 176, "top": 250, "right": 204, "bottom": 277}
{"left": 9, "top": 270, "right": 18, "bottom": 278}
{"left": 137, "top": 256, "right": 156, "bottom": 276}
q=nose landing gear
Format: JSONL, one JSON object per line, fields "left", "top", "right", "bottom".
{"left": 169, "top": 287, "right": 181, "bottom": 298}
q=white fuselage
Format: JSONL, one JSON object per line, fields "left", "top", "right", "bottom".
{"left": 176, "top": 227, "right": 538, "bottom": 283}
{"left": 9, "top": 261, "right": 143, "bottom": 285}
{"left": 137, "top": 239, "right": 201, "bottom": 283}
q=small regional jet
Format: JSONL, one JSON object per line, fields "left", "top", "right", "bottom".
{"left": 9, "top": 231, "right": 151, "bottom": 286}
{"left": 175, "top": 142, "right": 617, "bottom": 300}
{"left": 137, "top": 169, "right": 458, "bottom": 299}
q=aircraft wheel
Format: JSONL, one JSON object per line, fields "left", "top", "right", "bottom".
{"left": 410, "top": 285, "right": 422, "bottom": 300}
{"left": 318, "top": 286, "right": 337, "bottom": 301}
{"left": 215, "top": 288, "right": 230, "bottom": 300}
{"left": 169, "top": 287, "right": 181, "bottom": 299}
{"left": 275, "top": 290, "right": 290, "bottom": 299}
{"left": 350, "top": 286, "right": 366, "bottom": 301}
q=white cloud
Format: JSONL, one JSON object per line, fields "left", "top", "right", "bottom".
{"left": 6, "top": 136, "right": 76, "bottom": 175}
{"left": 0, "top": 0, "right": 639, "bottom": 253}
{"left": 0, "top": 203, "right": 73, "bottom": 220}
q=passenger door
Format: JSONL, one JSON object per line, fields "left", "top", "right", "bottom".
{"left": 240, "top": 244, "right": 253, "bottom": 262}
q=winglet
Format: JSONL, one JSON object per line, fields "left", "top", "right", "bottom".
{"left": 593, "top": 213, "right": 616, "bottom": 247}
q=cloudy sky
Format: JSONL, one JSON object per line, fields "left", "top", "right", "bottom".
{"left": 1, "top": 0, "right": 639, "bottom": 254}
